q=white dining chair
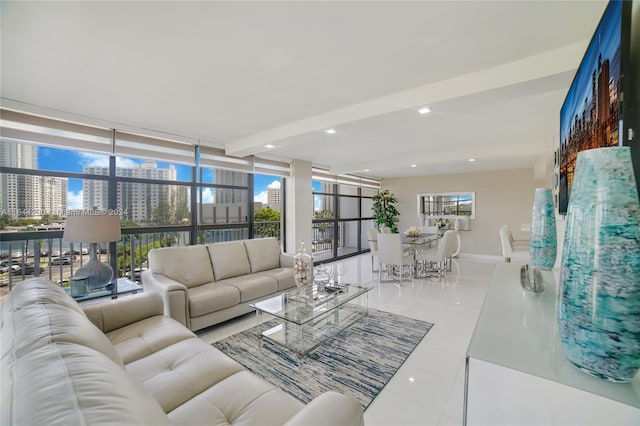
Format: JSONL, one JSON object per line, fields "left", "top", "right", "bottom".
{"left": 444, "top": 230, "right": 459, "bottom": 271}
{"left": 377, "top": 233, "right": 414, "bottom": 283}
{"left": 367, "top": 228, "right": 380, "bottom": 272}
{"left": 499, "top": 225, "right": 529, "bottom": 263}
{"left": 415, "top": 231, "right": 453, "bottom": 277}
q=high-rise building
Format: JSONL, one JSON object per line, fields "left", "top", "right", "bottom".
{"left": 0, "top": 141, "right": 67, "bottom": 219}
{"left": 199, "top": 170, "right": 248, "bottom": 223}
{"left": 214, "top": 170, "right": 248, "bottom": 204}
{"left": 267, "top": 186, "right": 281, "bottom": 204}
{"left": 83, "top": 161, "right": 187, "bottom": 223}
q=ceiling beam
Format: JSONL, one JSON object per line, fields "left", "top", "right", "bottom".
{"left": 224, "top": 41, "right": 588, "bottom": 158}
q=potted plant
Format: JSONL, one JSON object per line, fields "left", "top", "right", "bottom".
{"left": 372, "top": 189, "right": 399, "bottom": 233}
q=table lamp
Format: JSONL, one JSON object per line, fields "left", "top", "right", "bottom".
{"left": 63, "top": 214, "right": 121, "bottom": 291}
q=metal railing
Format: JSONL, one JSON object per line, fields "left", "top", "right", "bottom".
{"left": 0, "top": 224, "right": 282, "bottom": 302}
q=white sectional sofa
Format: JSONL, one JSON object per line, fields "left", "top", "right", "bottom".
{"left": 0, "top": 277, "right": 364, "bottom": 426}
{"left": 143, "top": 237, "right": 296, "bottom": 331}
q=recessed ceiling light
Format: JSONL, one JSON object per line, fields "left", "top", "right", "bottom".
{"left": 264, "top": 144, "right": 275, "bottom": 149}
{"left": 325, "top": 129, "right": 336, "bottom": 134}
{"left": 364, "top": 169, "right": 370, "bottom": 172}
{"left": 411, "top": 164, "right": 417, "bottom": 168}
{"left": 418, "top": 107, "right": 431, "bottom": 115}
{"left": 468, "top": 158, "right": 476, "bottom": 162}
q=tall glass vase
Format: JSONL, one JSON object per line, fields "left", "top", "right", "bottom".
{"left": 558, "top": 146, "right": 640, "bottom": 382}
{"left": 293, "top": 241, "right": 313, "bottom": 297}
{"left": 529, "top": 188, "right": 557, "bottom": 270}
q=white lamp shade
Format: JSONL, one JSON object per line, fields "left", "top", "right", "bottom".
{"left": 63, "top": 214, "right": 121, "bottom": 243}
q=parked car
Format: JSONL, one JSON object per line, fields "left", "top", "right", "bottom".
{"left": 11, "top": 263, "right": 44, "bottom": 276}
{"left": 0, "top": 259, "right": 23, "bottom": 268}
{"left": 49, "top": 256, "right": 74, "bottom": 266}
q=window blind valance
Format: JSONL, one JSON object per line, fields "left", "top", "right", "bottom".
{"left": 0, "top": 108, "right": 113, "bottom": 154}
{"left": 200, "top": 145, "right": 291, "bottom": 177}
{"left": 115, "top": 131, "right": 196, "bottom": 166}
{"left": 312, "top": 167, "right": 380, "bottom": 189}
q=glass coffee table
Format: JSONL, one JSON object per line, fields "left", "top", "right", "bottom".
{"left": 250, "top": 283, "right": 371, "bottom": 357}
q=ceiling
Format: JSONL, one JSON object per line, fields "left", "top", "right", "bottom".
{"left": 1, "top": 1, "right": 608, "bottom": 179}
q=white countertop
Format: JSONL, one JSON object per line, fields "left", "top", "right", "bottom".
{"left": 467, "top": 262, "right": 640, "bottom": 408}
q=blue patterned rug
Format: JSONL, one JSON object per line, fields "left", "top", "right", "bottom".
{"left": 213, "top": 308, "right": 433, "bottom": 409}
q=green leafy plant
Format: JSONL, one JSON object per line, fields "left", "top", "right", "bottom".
{"left": 372, "top": 189, "right": 399, "bottom": 233}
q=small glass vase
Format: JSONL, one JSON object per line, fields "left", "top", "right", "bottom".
{"left": 558, "top": 147, "right": 640, "bottom": 382}
{"left": 314, "top": 264, "right": 331, "bottom": 286}
{"left": 293, "top": 241, "right": 313, "bottom": 296}
{"left": 529, "top": 188, "right": 557, "bottom": 270}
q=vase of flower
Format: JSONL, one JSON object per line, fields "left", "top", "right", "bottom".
{"left": 529, "top": 188, "right": 557, "bottom": 270}
{"left": 558, "top": 147, "right": 640, "bottom": 382}
{"left": 293, "top": 241, "right": 313, "bottom": 296}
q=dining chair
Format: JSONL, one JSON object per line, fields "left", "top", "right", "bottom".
{"left": 444, "top": 230, "right": 459, "bottom": 271}
{"left": 503, "top": 224, "right": 529, "bottom": 250}
{"left": 421, "top": 225, "right": 439, "bottom": 249}
{"left": 367, "top": 228, "right": 380, "bottom": 272}
{"left": 377, "top": 233, "right": 414, "bottom": 283}
{"left": 415, "top": 231, "right": 453, "bottom": 277}
{"left": 499, "top": 225, "right": 529, "bottom": 263}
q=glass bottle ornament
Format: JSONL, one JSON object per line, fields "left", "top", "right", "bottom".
{"left": 293, "top": 241, "right": 313, "bottom": 296}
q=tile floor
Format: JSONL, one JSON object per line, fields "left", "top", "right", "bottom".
{"left": 197, "top": 254, "right": 497, "bottom": 426}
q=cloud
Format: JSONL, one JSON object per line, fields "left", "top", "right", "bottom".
{"left": 267, "top": 180, "right": 281, "bottom": 189}
{"left": 255, "top": 190, "right": 268, "bottom": 203}
{"left": 67, "top": 190, "right": 83, "bottom": 210}
{"left": 254, "top": 180, "right": 280, "bottom": 203}
{"left": 77, "top": 153, "right": 138, "bottom": 168}
{"left": 201, "top": 188, "right": 214, "bottom": 203}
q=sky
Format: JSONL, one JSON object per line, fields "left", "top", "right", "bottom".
{"left": 37, "top": 147, "right": 282, "bottom": 209}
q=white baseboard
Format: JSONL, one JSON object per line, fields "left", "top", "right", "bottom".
{"left": 456, "top": 252, "right": 503, "bottom": 262}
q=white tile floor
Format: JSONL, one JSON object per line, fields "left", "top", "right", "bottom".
{"left": 197, "top": 254, "right": 497, "bottom": 426}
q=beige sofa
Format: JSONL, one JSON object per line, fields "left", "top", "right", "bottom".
{"left": 0, "top": 278, "right": 364, "bottom": 425}
{"left": 143, "top": 237, "right": 296, "bottom": 331}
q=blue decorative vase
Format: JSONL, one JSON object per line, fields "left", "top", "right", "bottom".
{"left": 558, "top": 147, "right": 640, "bottom": 382}
{"left": 529, "top": 188, "right": 557, "bottom": 270}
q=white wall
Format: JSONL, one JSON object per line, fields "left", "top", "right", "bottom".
{"left": 383, "top": 168, "right": 547, "bottom": 256}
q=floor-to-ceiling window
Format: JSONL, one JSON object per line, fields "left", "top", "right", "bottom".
{"left": 311, "top": 169, "right": 380, "bottom": 263}
{"left": 0, "top": 107, "right": 289, "bottom": 299}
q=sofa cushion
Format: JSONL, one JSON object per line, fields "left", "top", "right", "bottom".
{"left": 188, "top": 282, "right": 240, "bottom": 317}
{"left": 149, "top": 245, "right": 214, "bottom": 288}
{"left": 105, "top": 315, "right": 196, "bottom": 365}
{"left": 2, "top": 343, "right": 171, "bottom": 426}
{"left": 219, "top": 274, "right": 279, "bottom": 302}
{"left": 207, "top": 241, "right": 251, "bottom": 280}
{"left": 244, "top": 237, "right": 281, "bottom": 273}
{"left": 7, "top": 277, "right": 86, "bottom": 315}
{"left": 253, "top": 268, "right": 296, "bottom": 291}
{"left": 5, "top": 302, "right": 123, "bottom": 366}
{"left": 125, "top": 337, "right": 245, "bottom": 413}
{"left": 168, "top": 370, "right": 304, "bottom": 426}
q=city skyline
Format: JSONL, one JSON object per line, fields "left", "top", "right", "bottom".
{"left": 36, "top": 147, "right": 283, "bottom": 210}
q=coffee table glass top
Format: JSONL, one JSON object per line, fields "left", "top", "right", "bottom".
{"left": 251, "top": 283, "right": 371, "bottom": 326}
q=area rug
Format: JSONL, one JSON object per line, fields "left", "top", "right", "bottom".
{"left": 213, "top": 308, "right": 433, "bottom": 409}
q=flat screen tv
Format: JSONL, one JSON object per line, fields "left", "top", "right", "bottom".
{"left": 559, "top": 0, "right": 633, "bottom": 214}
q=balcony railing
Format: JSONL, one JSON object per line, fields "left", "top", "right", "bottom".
{"left": 0, "top": 223, "right": 281, "bottom": 303}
